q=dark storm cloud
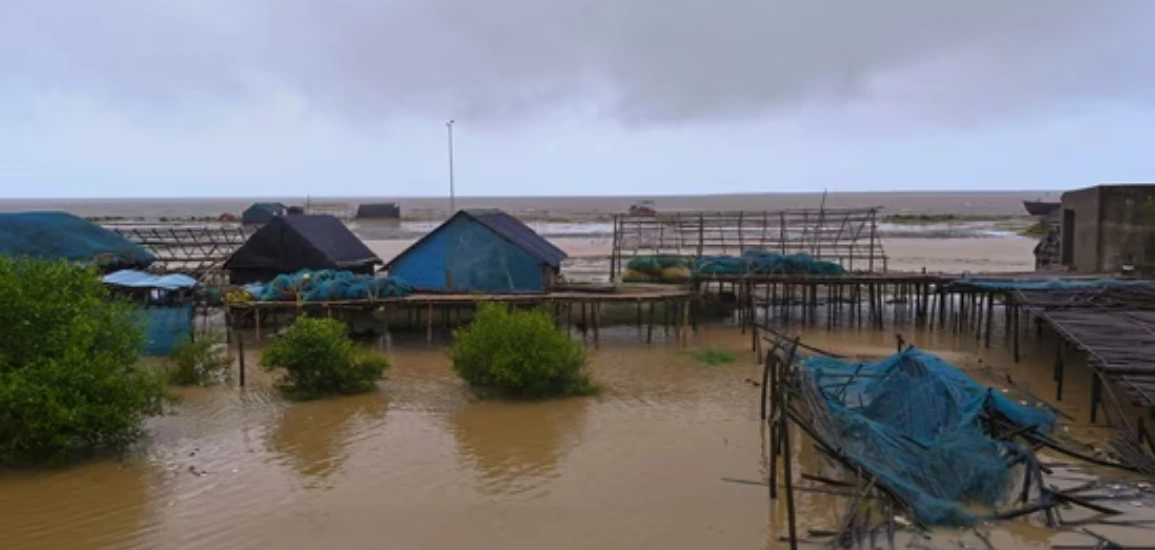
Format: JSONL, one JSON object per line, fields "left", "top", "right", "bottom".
{"left": 2, "top": 0, "right": 1153, "bottom": 122}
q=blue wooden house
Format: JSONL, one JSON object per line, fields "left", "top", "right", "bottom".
{"left": 385, "top": 209, "right": 567, "bottom": 293}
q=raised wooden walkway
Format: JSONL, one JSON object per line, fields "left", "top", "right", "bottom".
{"left": 226, "top": 285, "right": 694, "bottom": 346}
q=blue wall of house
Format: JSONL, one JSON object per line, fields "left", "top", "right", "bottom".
{"left": 389, "top": 216, "right": 547, "bottom": 293}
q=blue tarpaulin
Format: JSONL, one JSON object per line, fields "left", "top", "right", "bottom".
{"left": 103, "top": 270, "right": 198, "bottom": 290}
{"left": 134, "top": 305, "right": 192, "bottom": 355}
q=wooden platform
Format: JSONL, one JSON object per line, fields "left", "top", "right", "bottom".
{"left": 225, "top": 285, "right": 696, "bottom": 347}
{"left": 1015, "top": 286, "right": 1155, "bottom": 411}
{"left": 227, "top": 286, "right": 691, "bottom": 309}
{"left": 691, "top": 273, "right": 946, "bottom": 285}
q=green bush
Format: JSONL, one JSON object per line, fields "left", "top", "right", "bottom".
{"left": 451, "top": 304, "right": 595, "bottom": 399}
{"left": 0, "top": 257, "right": 171, "bottom": 465}
{"left": 168, "top": 332, "right": 231, "bottom": 386}
{"left": 261, "top": 317, "right": 389, "bottom": 400}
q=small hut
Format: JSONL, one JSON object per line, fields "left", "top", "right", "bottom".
{"left": 102, "top": 270, "right": 198, "bottom": 355}
{"left": 224, "top": 214, "right": 382, "bottom": 284}
{"left": 0, "top": 211, "right": 154, "bottom": 270}
{"left": 241, "top": 202, "right": 287, "bottom": 225}
{"left": 356, "top": 203, "right": 401, "bottom": 220}
{"left": 385, "top": 209, "right": 566, "bottom": 293}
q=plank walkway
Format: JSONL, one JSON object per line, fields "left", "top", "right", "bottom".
{"left": 1017, "top": 287, "right": 1155, "bottom": 409}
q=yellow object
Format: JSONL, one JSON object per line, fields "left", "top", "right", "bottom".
{"left": 225, "top": 289, "right": 253, "bottom": 304}
{"left": 660, "top": 267, "right": 691, "bottom": 283}
{"left": 621, "top": 269, "right": 655, "bottom": 283}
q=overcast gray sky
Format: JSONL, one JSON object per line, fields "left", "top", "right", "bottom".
{"left": 2, "top": 0, "right": 1154, "bottom": 198}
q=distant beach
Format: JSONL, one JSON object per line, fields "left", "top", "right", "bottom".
{"left": 1, "top": 191, "right": 1047, "bottom": 276}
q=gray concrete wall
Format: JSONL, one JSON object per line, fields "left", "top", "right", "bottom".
{"left": 1060, "top": 186, "right": 1101, "bottom": 272}
{"left": 1097, "top": 185, "right": 1155, "bottom": 273}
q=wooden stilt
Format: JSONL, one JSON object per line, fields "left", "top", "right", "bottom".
{"left": 1054, "top": 338, "right": 1065, "bottom": 401}
{"left": 580, "top": 302, "right": 589, "bottom": 340}
{"left": 985, "top": 292, "right": 995, "bottom": 348}
{"left": 782, "top": 382, "right": 799, "bottom": 550}
{"left": 647, "top": 302, "right": 655, "bottom": 343}
{"left": 636, "top": 300, "right": 643, "bottom": 337}
{"left": 237, "top": 334, "right": 246, "bottom": 388}
{"left": 768, "top": 352, "right": 779, "bottom": 500}
{"left": 683, "top": 298, "right": 692, "bottom": 344}
{"left": 426, "top": 302, "right": 434, "bottom": 343}
{"left": 1013, "top": 304, "right": 1021, "bottom": 363}
{"left": 592, "top": 303, "right": 601, "bottom": 349}
{"left": 1091, "top": 373, "right": 1102, "bottom": 424}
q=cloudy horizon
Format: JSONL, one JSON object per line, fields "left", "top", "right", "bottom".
{"left": 3, "top": 0, "right": 1154, "bottom": 198}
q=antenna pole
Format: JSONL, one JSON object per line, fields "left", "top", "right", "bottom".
{"left": 446, "top": 120, "right": 456, "bottom": 214}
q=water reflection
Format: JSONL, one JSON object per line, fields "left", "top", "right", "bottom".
{"left": 452, "top": 397, "right": 589, "bottom": 497}
{"left": 267, "top": 393, "right": 389, "bottom": 485}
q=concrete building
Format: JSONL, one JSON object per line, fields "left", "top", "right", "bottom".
{"left": 1060, "top": 184, "right": 1155, "bottom": 273}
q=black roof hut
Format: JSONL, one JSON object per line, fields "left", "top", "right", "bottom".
{"left": 356, "top": 203, "right": 401, "bottom": 219}
{"left": 223, "top": 214, "right": 382, "bottom": 284}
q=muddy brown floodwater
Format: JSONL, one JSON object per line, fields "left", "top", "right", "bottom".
{"left": 1, "top": 323, "right": 1152, "bottom": 549}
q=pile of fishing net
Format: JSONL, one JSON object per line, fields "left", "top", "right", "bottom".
{"left": 622, "top": 255, "right": 692, "bottom": 283}
{"left": 798, "top": 348, "right": 1056, "bottom": 526}
{"left": 253, "top": 269, "right": 414, "bottom": 302}
{"left": 695, "top": 249, "right": 845, "bottom": 276}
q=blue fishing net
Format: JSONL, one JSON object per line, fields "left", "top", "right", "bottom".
{"left": 695, "top": 249, "right": 845, "bottom": 276}
{"left": 799, "top": 348, "right": 1055, "bottom": 526}
{"left": 255, "top": 270, "right": 414, "bottom": 302}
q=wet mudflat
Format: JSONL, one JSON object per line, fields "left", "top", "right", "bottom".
{"left": 0, "top": 324, "right": 1151, "bottom": 550}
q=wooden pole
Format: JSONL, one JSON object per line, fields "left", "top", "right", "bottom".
{"left": 636, "top": 300, "right": 643, "bottom": 338}
{"left": 683, "top": 298, "right": 692, "bottom": 343}
{"left": 237, "top": 334, "right": 246, "bottom": 388}
{"left": 426, "top": 302, "right": 434, "bottom": 343}
{"left": 592, "top": 303, "right": 601, "bottom": 349}
{"left": 985, "top": 292, "right": 995, "bottom": 348}
{"left": 1012, "top": 304, "right": 1021, "bottom": 363}
{"left": 1054, "top": 338, "right": 1065, "bottom": 401}
{"left": 647, "top": 302, "right": 655, "bottom": 343}
{"left": 255, "top": 307, "right": 261, "bottom": 341}
{"left": 782, "top": 384, "right": 799, "bottom": 550}
{"left": 768, "top": 352, "right": 779, "bottom": 500}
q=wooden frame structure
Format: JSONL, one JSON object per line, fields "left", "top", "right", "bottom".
{"left": 112, "top": 225, "right": 249, "bottom": 274}
{"left": 609, "top": 208, "right": 887, "bottom": 281}
{"left": 1013, "top": 286, "right": 1155, "bottom": 417}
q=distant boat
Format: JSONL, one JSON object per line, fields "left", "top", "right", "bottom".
{"left": 1023, "top": 200, "right": 1060, "bottom": 216}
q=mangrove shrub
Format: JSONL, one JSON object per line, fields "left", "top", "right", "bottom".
{"left": 167, "top": 332, "right": 231, "bottom": 386}
{"left": 450, "top": 304, "right": 594, "bottom": 398}
{"left": 261, "top": 317, "right": 389, "bottom": 399}
{"left": 0, "top": 257, "right": 170, "bottom": 465}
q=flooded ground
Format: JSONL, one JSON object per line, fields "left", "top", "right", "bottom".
{"left": 1, "top": 321, "right": 1151, "bottom": 549}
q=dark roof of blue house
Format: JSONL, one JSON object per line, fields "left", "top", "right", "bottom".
{"left": 385, "top": 209, "right": 567, "bottom": 269}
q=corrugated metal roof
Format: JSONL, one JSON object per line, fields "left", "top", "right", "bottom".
{"left": 462, "top": 209, "right": 568, "bottom": 268}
